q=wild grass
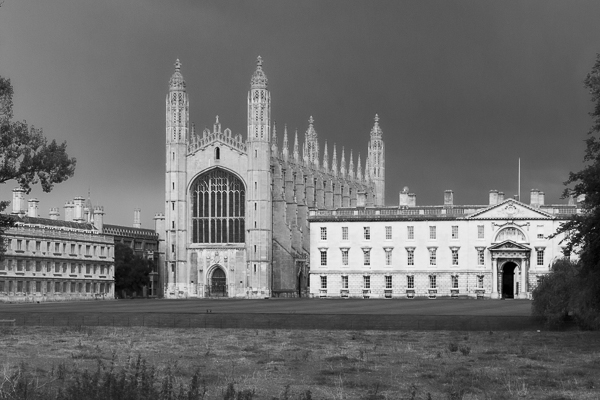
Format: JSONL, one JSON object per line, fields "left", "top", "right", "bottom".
{"left": 0, "top": 326, "right": 599, "bottom": 399}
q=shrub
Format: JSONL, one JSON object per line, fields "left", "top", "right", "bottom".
{"left": 531, "top": 258, "right": 578, "bottom": 329}
{"left": 448, "top": 342, "right": 459, "bottom": 352}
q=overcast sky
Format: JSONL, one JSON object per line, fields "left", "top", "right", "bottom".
{"left": 1, "top": 1, "right": 600, "bottom": 228}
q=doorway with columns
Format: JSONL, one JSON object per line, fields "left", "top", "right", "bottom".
{"left": 491, "top": 257, "right": 530, "bottom": 299}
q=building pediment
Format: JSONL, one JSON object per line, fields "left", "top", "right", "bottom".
{"left": 466, "top": 199, "right": 553, "bottom": 220}
{"left": 488, "top": 240, "right": 530, "bottom": 251}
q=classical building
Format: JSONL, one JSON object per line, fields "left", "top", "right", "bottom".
{"left": 159, "top": 57, "right": 385, "bottom": 298}
{"left": 0, "top": 188, "right": 115, "bottom": 302}
{"left": 308, "top": 189, "right": 578, "bottom": 299}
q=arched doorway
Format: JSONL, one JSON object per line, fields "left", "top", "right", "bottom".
{"left": 502, "top": 262, "right": 517, "bottom": 299}
{"left": 208, "top": 267, "right": 227, "bottom": 297}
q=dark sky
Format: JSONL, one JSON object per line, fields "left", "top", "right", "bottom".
{"left": 1, "top": 1, "right": 599, "bottom": 227}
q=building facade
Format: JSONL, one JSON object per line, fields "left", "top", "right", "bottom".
{"left": 0, "top": 188, "right": 115, "bottom": 303}
{"left": 308, "top": 189, "right": 578, "bottom": 299}
{"left": 160, "top": 57, "right": 385, "bottom": 298}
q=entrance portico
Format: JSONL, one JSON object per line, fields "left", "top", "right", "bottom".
{"left": 489, "top": 240, "right": 531, "bottom": 299}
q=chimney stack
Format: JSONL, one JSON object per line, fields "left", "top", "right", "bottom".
{"left": 530, "top": 189, "right": 539, "bottom": 207}
{"left": 444, "top": 190, "right": 453, "bottom": 206}
{"left": 49, "top": 208, "right": 60, "bottom": 220}
{"left": 133, "top": 209, "right": 141, "bottom": 228}
{"left": 73, "top": 197, "right": 85, "bottom": 222}
{"left": 538, "top": 191, "right": 545, "bottom": 206}
{"left": 93, "top": 206, "right": 104, "bottom": 232}
{"left": 489, "top": 190, "right": 498, "bottom": 206}
{"left": 11, "top": 188, "right": 26, "bottom": 215}
{"left": 408, "top": 193, "right": 416, "bottom": 207}
{"left": 498, "top": 192, "right": 505, "bottom": 203}
{"left": 27, "top": 198, "right": 39, "bottom": 218}
{"left": 399, "top": 187, "right": 409, "bottom": 207}
{"left": 64, "top": 201, "right": 74, "bottom": 221}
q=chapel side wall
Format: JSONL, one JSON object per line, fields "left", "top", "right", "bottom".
{"left": 270, "top": 160, "right": 310, "bottom": 295}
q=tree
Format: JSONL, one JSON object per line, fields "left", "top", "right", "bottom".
{"left": 549, "top": 53, "right": 600, "bottom": 329}
{"left": 114, "top": 242, "right": 154, "bottom": 298}
{"left": 0, "top": 76, "right": 76, "bottom": 256}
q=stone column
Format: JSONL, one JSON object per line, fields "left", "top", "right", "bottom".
{"left": 491, "top": 258, "right": 499, "bottom": 299}
{"left": 498, "top": 266, "right": 503, "bottom": 299}
{"left": 519, "top": 258, "right": 528, "bottom": 299}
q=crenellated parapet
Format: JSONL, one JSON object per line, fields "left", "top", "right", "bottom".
{"left": 187, "top": 116, "right": 246, "bottom": 155}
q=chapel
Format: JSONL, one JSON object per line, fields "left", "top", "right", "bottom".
{"left": 159, "top": 57, "right": 385, "bottom": 298}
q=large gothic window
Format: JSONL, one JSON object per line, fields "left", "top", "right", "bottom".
{"left": 191, "top": 168, "right": 245, "bottom": 243}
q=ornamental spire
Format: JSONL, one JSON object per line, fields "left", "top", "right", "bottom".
{"left": 271, "top": 121, "right": 278, "bottom": 154}
{"left": 340, "top": 147, "right": 346, "bottom": 177}
{"left": 323, "top": 141, "right": 329, "bottom": 172}
{"left": 169, "top": 59, "right": 186, "bottom": 91}
{"left": 282, "top": 124, "right": 289, "bottom": 161}
{"left": 250, "top": 55, "right": 268, "bottom": 89}
{"left": 370, "top": 113, "right": 382, "bottom": 138}
{"left": 293, "top": 129, "right": 299, "bottom": 162}
{"left": 332, "top": 144, "right": 338, "bottom": 177}
{"left": 357, "top": 153, "right": 363, "bottom": 181}
{"left": 349, "top": 150, "right": 355, "bottom": 179}
{"left": 305, "top": 116, "right": 319, "bottom": 167}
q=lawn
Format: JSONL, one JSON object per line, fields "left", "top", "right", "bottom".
{"left": 1, "top": 326, "right": 599, "bottom": 399}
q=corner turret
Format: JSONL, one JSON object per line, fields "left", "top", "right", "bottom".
{"left": 367, "top": 114, "right": 385, "bottom": 206}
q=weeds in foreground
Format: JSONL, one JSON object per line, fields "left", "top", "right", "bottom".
{"left": 0, "top": 355, "right": 211, "bottom": 400}
{"left": 0, "top": 357, "right": 320, "bottom": 400}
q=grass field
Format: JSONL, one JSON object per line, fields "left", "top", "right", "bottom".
{"left": 1, "top": 326, "right": 599, "bottom": 399}
{"left": 0, "top": 298, "right": 534, "bottom": 316}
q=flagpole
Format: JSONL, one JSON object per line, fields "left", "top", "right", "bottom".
{"left": 518, "top": 158, "right": 521, "bottom": 202}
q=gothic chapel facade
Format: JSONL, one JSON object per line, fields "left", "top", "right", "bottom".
{"left": 160, "top": 57, "right": 385, "bottom": 298}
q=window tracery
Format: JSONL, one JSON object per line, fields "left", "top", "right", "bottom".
{"left": 191, "top": 168, "right": 245, "bottom": 243}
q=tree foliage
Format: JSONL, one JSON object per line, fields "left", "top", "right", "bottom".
{"left": 0, "top": 76, "right": 76, "bottom": 257}
{"left": 0, "top": 76, "right": 76, "bottom": 194}
{"left": 545, "top": 53, "right": 600, "bottom": 329}
{"left": 114, "top": 243, "right": 154, "bottom": 298}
